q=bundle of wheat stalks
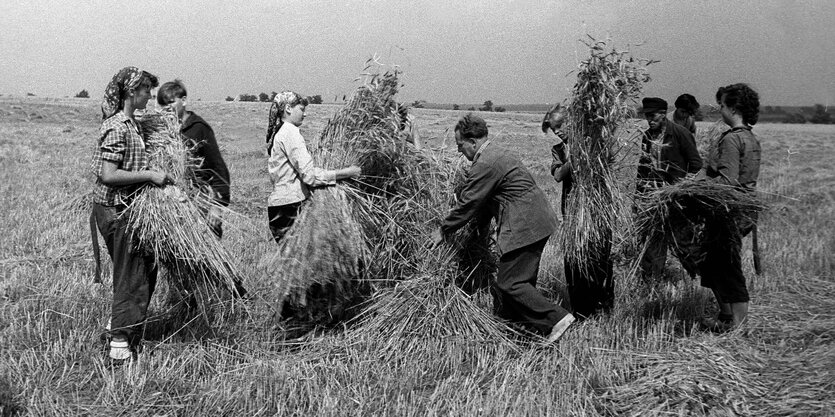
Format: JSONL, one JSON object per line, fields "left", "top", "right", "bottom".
{"left": 268, "top": 62, "right": 504, "bottom": 339}
{"left": 633, "top": 179, "right": 764, "bottom": 269}
{"left": 559, "top": 37, "right": 653, "bottom": 270}
{"left": 127, "top": 109, "right": 243, "bottom": 309}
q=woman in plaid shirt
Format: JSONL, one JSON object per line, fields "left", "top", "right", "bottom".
{"left": 91, "top": 67, "right": 173, "bottom": 364}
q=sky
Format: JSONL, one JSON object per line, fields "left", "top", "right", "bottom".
{"left": 1, "top": 0, "right": 833, "bottom": 107}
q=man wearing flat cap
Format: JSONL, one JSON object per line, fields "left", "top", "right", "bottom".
{"left": 637, "top": 97, "right": 703, "bottom": 281}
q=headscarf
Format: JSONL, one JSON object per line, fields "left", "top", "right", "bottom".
{"left": 266, "top": 91, "right": 308, "bottom": 155}
{"left": 101, "top": 66, "right": 157, "bottom": 120}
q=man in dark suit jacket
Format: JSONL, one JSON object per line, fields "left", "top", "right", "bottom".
{"left": 433, "top": 113, "right": 575, "bottom": 343}
{"left": 637, "top": 97, "right": 703, "bottom": 280}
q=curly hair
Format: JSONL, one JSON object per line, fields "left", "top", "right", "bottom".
{"left": 454, "top": 113, "right": 488, "bottom": 140}
{"left": 716, "top": 83, "right": 760, "bottom": 126}
{"left": 266, "top": 91, "right": 309, "bottom": 155}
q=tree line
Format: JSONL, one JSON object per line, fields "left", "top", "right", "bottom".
{"left": 225, "top": 92, "right": 323, "bottom": 104}
{"left": 67, "top": 88, "right": 833, "bottom": 124}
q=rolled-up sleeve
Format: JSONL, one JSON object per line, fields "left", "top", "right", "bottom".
{"left": 92, "top": 126, "right": 125, "bottom": 177}
{"left": 283, "top": 130, "right": 336, "bottom": 186}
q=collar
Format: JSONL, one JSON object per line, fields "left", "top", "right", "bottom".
{"left": 473, "top": 139, "right": 491, "bottom": 162}
{"left": 727, "top": 125, "right": 752, "bottom": 133}
{"left": 111, "top": 110, "right": 130, "bottom": 124}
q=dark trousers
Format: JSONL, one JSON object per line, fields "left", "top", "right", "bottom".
{"left": 565, "top": 233, "right": 614, "bottom": 319}
{"left": 268, "top": 203, "right": 302, "bottom": 243}
{"left": 640, "top": 227, "right": 668, "bottom": 280}
{"left": 492, "top": 236, "right": 570, "bottom": 334}
{"left": 699, "top": 220, "right": 749, "bottom": 303}
{"left": 93, "top": 204, "right": 157, "bottom": 347}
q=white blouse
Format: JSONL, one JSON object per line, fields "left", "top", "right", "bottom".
{"left": 267, "top": 123, "right": 336, "bottom": 206}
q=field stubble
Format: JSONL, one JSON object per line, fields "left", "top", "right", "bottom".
{"left": 0, "top": 97, "right": 833, "bottom": 416}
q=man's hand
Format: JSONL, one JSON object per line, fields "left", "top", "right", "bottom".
{"left": 207, "top": 207, "right": 223, "bottom": 230}
{"left": 430, "top": 228, "right": 445, "bottom": 249}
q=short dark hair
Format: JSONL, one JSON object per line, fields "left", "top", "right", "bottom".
{"left": 157, "top": 79, "right": 187, "bottom": 106}
{"left": 674, "top": 93, "right": 699, "bottom": 114}
{"left": 455, "top": 113, "right": 488, "bottom": 140}
{"left": 716, "top": 83, "right": 760, "bottom": 125}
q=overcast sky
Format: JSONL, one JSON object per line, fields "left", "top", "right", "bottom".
{"left": 1, "top": 0, "right": 832, "bottom": 106}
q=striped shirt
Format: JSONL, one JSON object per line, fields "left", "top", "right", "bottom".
{"left": 91, "top": 111, "right": 149, "bottom": 206}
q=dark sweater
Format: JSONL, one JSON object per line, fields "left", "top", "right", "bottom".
{"left": 181, "top": 111, "right": 230, "bottom": 205}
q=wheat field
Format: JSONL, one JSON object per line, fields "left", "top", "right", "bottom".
{"left": 0, "top": 96, "right": 833, "bottom": 416}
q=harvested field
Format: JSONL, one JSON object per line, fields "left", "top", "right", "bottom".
{"left": 1, "top": 95, "right": 833, "bottom": 415}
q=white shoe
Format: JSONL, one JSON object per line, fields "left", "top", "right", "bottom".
{"left": 546, "top": 313, "right": 576, "bottom": 343}
{"left": 109, "top": 339, "right": 132, "bottom": 361}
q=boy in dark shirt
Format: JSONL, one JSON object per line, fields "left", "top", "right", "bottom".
{"left": 157, "top": 80, "right": 245, "bottom": 298}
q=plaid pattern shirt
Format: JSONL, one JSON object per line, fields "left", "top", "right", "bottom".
{"left": 91, "top": 111, "right": 149, "bottom": 206}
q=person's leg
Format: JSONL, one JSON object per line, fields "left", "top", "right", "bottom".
{"left": 712, "top": 289, "right": 732, "bottom": 321}
{"left": 268, "top": 203, "right": 300, "bottom": 244}
{"left": 700, "top": 221, "right": 748, "bottom": 331}
{"left": 640, "top": 228, "right": 668, "bottom": 281}
{"left": 724, "top": 232, "right": 749, "bottom": 326}
{"left": 494, "top": 237, "right": 570, "bottom": 335}
{"left": 585, "top": 232, "right": 615, "bottom": 316}
{"left": 565, "top": 258, "right": 595, "bottom": 320}
{"left": 95, "top": 204, "right": 155, "bottom": 358}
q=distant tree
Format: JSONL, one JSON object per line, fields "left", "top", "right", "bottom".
{"left": 74, "top": 89, "right": 89, "bottom": 98}
{"left": 239, "top": 93, "right": 258, "bottom": 102}
{"left": 411, "top": 100, "right": 425, "bottom": 109}
{"left": 258, "top": 92, "right": 270, "bottom": 102}
{"left": 809, "top": 104, "right": 832, "bottom": 124}
{"left": 452, "top": 104, "right": 460, "bottom": 110}
{"left": 494, "top": 106, "right": 506, "bottom": 113}
{"left": 270, "top": 91, "right": 278, "bottom": 101}
{"left": 225, "top": 96, "right": 234, "bottom": 102}
{"left": 479, "top": 100, "right": 493, "bottom": 112}
{"left": 783, "top": 113, "right": 806, "bottom": 124}
{"left": 773, "top": 106, "right": 784, "bottom": 113}
{"left": 764, "top": 106, "right": 773, "bottom": 113}
{"left": 26, "top": 92, "right": 35, "bottom": 97}
{"left": 468, "top": 106, "right": 475, "bottom": 111}
{"left": 308, "top": 95, "right": 323, "bottom": 104}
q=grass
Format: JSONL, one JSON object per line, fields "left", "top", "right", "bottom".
{"left": 0, "top": 95, "right": 833, "bottom": 416}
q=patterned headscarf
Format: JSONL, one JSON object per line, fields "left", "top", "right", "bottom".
{"left": 100, "top": 67, "right": 158, "bottom": 120}
{"left": 266, "top": 91, "right": 308, "bottom": 155}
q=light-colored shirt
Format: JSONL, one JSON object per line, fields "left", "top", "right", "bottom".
{"left": 267, "top": 123, "right": 336, "bottom": 206}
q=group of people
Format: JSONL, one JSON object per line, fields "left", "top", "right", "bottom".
{"left": 91, "top": 64, "right": 761, "bottom": 363}
{"left": 431, "top": 87, "right": 760, "bottom": 342}
{"left": 91, "top": 67, "right": 234, "bottom": 363}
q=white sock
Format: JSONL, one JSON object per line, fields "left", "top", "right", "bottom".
{"left": 109, "top": 339, "right": 131, "bottom": 360}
